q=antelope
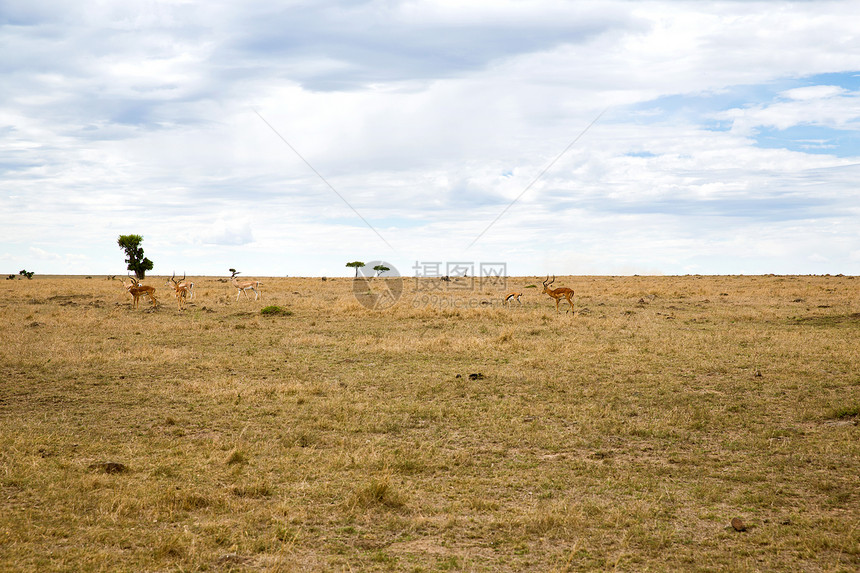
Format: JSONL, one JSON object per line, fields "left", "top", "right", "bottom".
{"left": 165, "top": 271, "right": 194, "bottom": 301}
{"left": 166, "top": 271, "right": 192, "bottom": 309}
{"left": 230, "top": 269, "right": 262, "bottom": 301}
{"left": 503, "top": 291, "right": 523, "bottom": 305}
{"left": 122, "top": 275, "right": 159, "bottom": 309}
{"left": 542, "top": 275, "right": 574, "bottom": 313}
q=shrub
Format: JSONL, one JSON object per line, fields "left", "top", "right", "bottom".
{"left": 830, "top": 405, "right": 859, "bottom": 420}
{"left": 260, "top": 305, "right": 292, "bottom": 316}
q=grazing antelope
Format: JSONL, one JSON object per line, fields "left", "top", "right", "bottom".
{"left": 504, "top": 291, "right": 523, "bottom": 305}
{"left": 166, "top": 271, "right": 192, "bottom": 309}
{"left": 542, "top": 275, "right": 574, "bottom": 313}
{"left": 122, "top": 275, "right": 158, "bottom": 309}
{"left": 230, "top": 269, "right": 262, "bottom": 301}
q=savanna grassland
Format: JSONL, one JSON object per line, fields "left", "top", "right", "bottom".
{"left": 0, "top": 274, "right": 858, "bottom": 572}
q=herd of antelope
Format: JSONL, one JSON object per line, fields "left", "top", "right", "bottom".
{"left": 120, "top": 269, "right": 261, "bottom": 310}
{"left": 121, "top": 272, "right": 576, "bottom": 313}
{"left": 120, "top": 272, "right": 194, "bottom": 310}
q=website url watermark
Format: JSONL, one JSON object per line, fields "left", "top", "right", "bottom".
{"left": 412, "top": 261, "right": 507, "bottom": 290}
{"left": 353, "top": 260, "right": 508, "bottom": 310}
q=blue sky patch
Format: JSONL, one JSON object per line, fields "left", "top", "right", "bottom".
{"left": 625, "top": 82, "right": 791, "bottom": 124}
{"left": 625, "top": 71, "right": 860, "bottom": 158}
{"left": 625, "top": 151, "right": 658, "bottom": 158}
{"left": 797, "top": 72, "right": 860, "bottom": 91}
{"left": 754, "top": 125, "right": 860, "bottom": 157}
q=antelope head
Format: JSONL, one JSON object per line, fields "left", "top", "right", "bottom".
{"left": 167, "top": 271, "right": 186, "bottom": 288}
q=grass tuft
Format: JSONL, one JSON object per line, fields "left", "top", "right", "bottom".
{"left": 350, "top": 474, "right": 407, "bottom": 509}
{"left": 231, "top": 482, "right": 274, "bottom": 498}
{"left": 225, "top": 449, "right": 247, "bottom": 465}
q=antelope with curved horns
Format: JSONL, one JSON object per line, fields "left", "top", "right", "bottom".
{"left": 166, "top": 271, "right": 193, "bottom": 301}
{"left": 542, "top": 275, "right": 574, "bottom": 313}
{"left": 230, "top": 269, "right": 262, "bottom": 301}
{"left": 166, "top": 271, "right": 192, "bottom": 310}
{"left": 122, "top": 274, "right": 159, "bottom": 309}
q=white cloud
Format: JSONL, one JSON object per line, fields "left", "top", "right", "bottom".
{"left": 200, "top": 217, "right": 255, "bottom": 246}
{"left": 1, "top": 1, "right": 859, "bottom": 276}
{"left": 783, "top": 85, "right": 847, "bottom": 101}
{"left": 28, "top": 246, "right": 63, "bottom": 261}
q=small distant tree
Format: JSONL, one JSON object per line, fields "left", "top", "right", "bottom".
{"left": 117, "top": 234, "right": 154, "bottom": 279}
{"left": 18, "top": 269, "right": 34, "bottom": 279}
{"left": 346, "top": 261, "right": 365, "bottom": 278}
{"left": 373, "top": 264, "right": 390, "bottom": 277}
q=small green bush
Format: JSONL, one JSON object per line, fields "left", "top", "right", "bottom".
{"left": 260, "top": 305, "right": 292, "bottom": 316}
{"left": 830, "top": 405, "right": 859, "bottom": 420}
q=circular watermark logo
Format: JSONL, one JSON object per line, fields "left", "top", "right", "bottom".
{"left": 352, "top": 260, "right": 403, "bottom": 310}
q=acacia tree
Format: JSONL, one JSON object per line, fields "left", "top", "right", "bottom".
{"left": 373, "top": 264, "right": 390, "bottom": 277}
{"left": 117, "top": 234, "right": 154, "bottom": 279}
{"left": 346, "top": 261, "right": 365, "bottom": 278}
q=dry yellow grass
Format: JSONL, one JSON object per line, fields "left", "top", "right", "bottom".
{"left": 0, "top": 274, "right": 858, "bottom": 571}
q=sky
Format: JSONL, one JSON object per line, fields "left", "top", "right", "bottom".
{"left": 2, "top": 0, "right": 860, "bottom": 278}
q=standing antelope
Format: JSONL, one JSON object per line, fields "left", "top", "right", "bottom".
{"left": 166, "top": 271, "right": 192, "bottom": 309}
{"left": 165, "top": 271, "right": 194, "bottom": 301}
{"left": 122, "top": 275, "right": 159, "bottom": 309}
{"left": 542, "top": 275, "right": 574, "bottom": 313}
{"left": 230, "top": 269, "right": 262, "bottom": 301}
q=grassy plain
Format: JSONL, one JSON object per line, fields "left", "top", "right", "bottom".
{"left": 0, "top": 274, "right": 858, "bottom": 572}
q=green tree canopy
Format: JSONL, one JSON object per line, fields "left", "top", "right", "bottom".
{"left": 117, "top": 234, "right": 154, "bottom": 279}
{"left": 346, "top": 261, "right": 365, "bottom": 278}
{"left": 373, "top": 264, "right": 390, "bottom": 277}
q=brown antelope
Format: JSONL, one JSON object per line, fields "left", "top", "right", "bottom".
{"left": 166, "top": 271, "right": 192, "bottom": 309}
{"left": 542, "top": 275, "right": 574, "bottom": 313}
{"left": 165, "top": 271, "right": 194, "bottom": 301}
{"left": 123, "top": 275, "right": 158, "bottom": 309}
{"left": 230, "top": 269, "right": 261, "bottom": 301}
{"left": 503, "top": 291, "right": 523, "bottom": 305}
